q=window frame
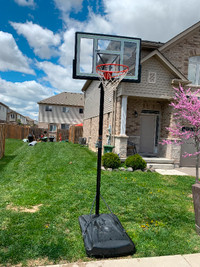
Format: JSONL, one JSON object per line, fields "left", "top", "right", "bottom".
{"left": 188, "top": 56, "right": 200, "bottom": 85}
{"left": 45, "top": 105, "right": 52, "bottom": 112}
{"left": 49, "top": 124, "right": 57, "bottom": 132}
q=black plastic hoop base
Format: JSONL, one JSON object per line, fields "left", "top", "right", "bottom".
{"left": 79, "top": 213, "right": 136, "bottom": 258}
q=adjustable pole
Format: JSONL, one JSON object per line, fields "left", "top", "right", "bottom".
{"left": 95, "top": 82, "right": 104, "bottom": 216}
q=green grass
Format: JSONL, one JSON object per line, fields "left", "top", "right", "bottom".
{"left": 0, "top": 139, "right": 199, "bottom": 266}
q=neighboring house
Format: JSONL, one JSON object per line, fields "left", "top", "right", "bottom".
{"left": 0, "top": 102, "right": 9, "bottom": 122}
{"left": 38, "top": 92, "right": 84, "bottom": 135}
{"left": 7, "top": 109, "right": 27, "bottom": 125}
{"left": 25, "top": 116, "right": 35, "bottom": 126}
{"left": 82, "top": 21, "right": 200, "bottom": 167}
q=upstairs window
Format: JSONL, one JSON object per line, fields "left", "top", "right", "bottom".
{"left": 79, "top": 108, "right": 84, "bottom": 114}
{"left": 45, "top": 105, "right": 52, "bottom": 111}
{"left": 188, "top": 56, "right": 200, "bottom": 85}
{"left": 62, "top": 107, "right": 69, "bottom": 113}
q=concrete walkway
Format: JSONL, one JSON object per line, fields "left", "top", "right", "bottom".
{"left": 39, "top": 253, "right": 200, "bottom": 267}
{"left": 156, "top": 167, "right": 200, "bottom": 177}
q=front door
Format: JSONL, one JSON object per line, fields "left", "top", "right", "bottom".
{"left": 140, "top": 114, "right": 156, "bottom": 155}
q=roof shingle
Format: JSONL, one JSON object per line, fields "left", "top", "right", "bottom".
{"left": 38, "top": 92, "right": 84, "bottom": 107}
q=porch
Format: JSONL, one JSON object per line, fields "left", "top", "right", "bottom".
{"left": 113, "top": 96, "right": 180, "bottom": 169}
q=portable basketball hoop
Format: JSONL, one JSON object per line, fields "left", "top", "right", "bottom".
{"left": 74, "top": 32, "right": 141, "bottom": 258}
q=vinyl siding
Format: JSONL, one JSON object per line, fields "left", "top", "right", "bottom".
{"left": 84, "top": 80, "right": 114, "bottom": 120}
{"left": 38, "top": 104, "right": 83, "bottom": 125}
{"left": 0, "top": 104, "right": 7, "bottom": 121}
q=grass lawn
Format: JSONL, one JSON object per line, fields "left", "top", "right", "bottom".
{"left": 0, "top": 139, "right": 200, "bottom": 266}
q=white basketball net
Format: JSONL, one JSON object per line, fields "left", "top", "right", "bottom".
{"left": 96, "top": 64, "right": 129, "bottom": 91}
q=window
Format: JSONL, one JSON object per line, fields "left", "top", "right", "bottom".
{"left": 79, "top": 108, "right": 84, "bottom": 114}
{"left": 188, "top": 56, "right": 200, "bottom": 85}
{"left": 49, "top": 124, "right": 57, "bottom": 132}
{"left": 62, "top": 107, "right": 69, "bottom": 113}
{"left": 61, "top": 124, "right": 70, "bottom": 130}
{"left": 11, "top": 114, "right": 15, "bottom": 119}
{"left": 45, "top": 105, "right": 52, "bottom": 111}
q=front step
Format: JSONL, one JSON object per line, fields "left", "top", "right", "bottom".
{"left": 147, "top": 163, "right": 175, "bottom": 170}
{"left": 143, "top": 157, "right": 175, "bottom": 170}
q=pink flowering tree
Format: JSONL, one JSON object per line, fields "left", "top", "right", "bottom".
{"left": 162, "top": 85, "right": 200, "bottom": 183}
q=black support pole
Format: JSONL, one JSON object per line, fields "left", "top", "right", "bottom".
{"left": 95, "top": 82, "right": 104, "bottom": 216}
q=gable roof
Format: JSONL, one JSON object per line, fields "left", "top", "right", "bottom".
{"left": 25, "top": 116, "right": 34, "bottom": 122}
{"left": 159, "top": 21, "right": 200, "bottom": 52}
{"left": 38, "top": 92, "right": 84, "bottom": 107}
{"left": 0, "top": 102, "right": 9, "bottom": 108}
{"left": 141, "top": 49, "right": 189, "bottom": 82}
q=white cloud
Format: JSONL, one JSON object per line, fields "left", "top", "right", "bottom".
{"left": 14, "top": 0, "right": 35, "bottom": 7}
{"left": 36, "top": 61, "right": 84, "bottom": 92}
{"left": 54, "top": 0, "right": 83, "bottom": 13}
{"left": 0, "top": 78, "right": 54, "bottom": 119}
{"left": 0, "top": 31, "right": 34, "bottom": 74}
{"left": 11, "top": 21, "right": 61, "bottom": 59}
{"left": 103, "top": 0, "right": 200, "bottom": 41}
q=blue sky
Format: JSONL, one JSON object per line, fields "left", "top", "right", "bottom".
{"left": 0, "top": 0, "right": 200, "bottom": 120}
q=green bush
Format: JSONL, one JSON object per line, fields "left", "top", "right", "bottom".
{"left": 102, "top": 152, "right": 121, "bottom": 169}
{"left": 125, "top": 154, "right": 147, "bottom": 171}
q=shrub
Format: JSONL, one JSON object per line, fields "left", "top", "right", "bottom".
{"left": 102, "top": 152, "right": 121, "bottom": 169}
{"left": 125, "top": 154, "right": 147, "bottom": 171}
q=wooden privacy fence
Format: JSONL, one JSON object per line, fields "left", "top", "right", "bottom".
{"left": 3, "top": 124, "right": 83, "bottom": 144}
{"left": 29, "top": 127, "right": 48, "bottom": 140}
{"left": 0, "top": 124, "right": 6, "bottom": 159}
{"left": 6, "top": 124, "right": 30, "bottom": 140}
{"left": 57, "top": 129, "right": 69, "bottom": 142}
{"left": 69, "top": 126, "right": 83, "bottom": 144}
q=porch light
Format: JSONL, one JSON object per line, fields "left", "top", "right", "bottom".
{"left": 134, "top": 110, "right": 138, "bottom": 118}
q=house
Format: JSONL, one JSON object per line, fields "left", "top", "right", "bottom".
{"left": 82, "top": 21, "right": 200, "bottom": 167}
{"left": 25, "top": 116, "right": 35, "bottom": 126}
{"left": 0, "top": 102, "right": 9, "bottom": 122}
{"left": 38, "top": 92, "right": 84, "bottom": 134}
{"left": 7, "top": 109, "right": 27, "bottom": 125}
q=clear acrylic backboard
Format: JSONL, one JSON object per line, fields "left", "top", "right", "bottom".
{"left": 73, "top": 32, "right": 141, "bottom": 83}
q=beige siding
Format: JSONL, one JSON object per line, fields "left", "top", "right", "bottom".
{"left": 0, "top": 104, "right": 7, "bottom": 121}
{"left": 84, "top": 80, "right": 114, "bottom": 120}
{"left": 121, "top": 56, "right": 175, "bottom": 99}
{"left": 83, "top": 113, "right": 112, "bottom": 151}
{"left": 38, "top": 104, "right": 83, "bottom": 125}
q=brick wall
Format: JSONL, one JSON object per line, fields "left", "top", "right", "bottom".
{"left": 161, "top": 27, "right": 200, "bottom": 77}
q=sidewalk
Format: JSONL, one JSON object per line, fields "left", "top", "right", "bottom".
{"left": 39, "top": 253, "right": 200, "bottom": 267}
{"left": 156, "top": 167, "right": 199, "bottom": 177}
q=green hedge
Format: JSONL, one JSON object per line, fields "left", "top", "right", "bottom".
{"left": 125, "top": 154, "right": 147, "bottom": 171}
{"left": 102, "top": 152, "right": 121, "bottom": 169}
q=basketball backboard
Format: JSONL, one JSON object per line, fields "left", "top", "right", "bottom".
{"left": 73, "top": 32, "right": 141, "bottom": 83}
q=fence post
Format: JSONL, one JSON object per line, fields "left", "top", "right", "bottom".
{"left": 0, "top": 124, "right": 6, "bottom": 159}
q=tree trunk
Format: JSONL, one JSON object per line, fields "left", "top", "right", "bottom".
{"left": 196, "top": 153, "right": 199, "bottom": 183}
{"left": 195, "top": 139, "right": 200, "bottom": 184}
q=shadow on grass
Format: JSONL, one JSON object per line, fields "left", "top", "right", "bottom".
{"left": 0, "top": 155, "right": 16, "bottom": 172}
